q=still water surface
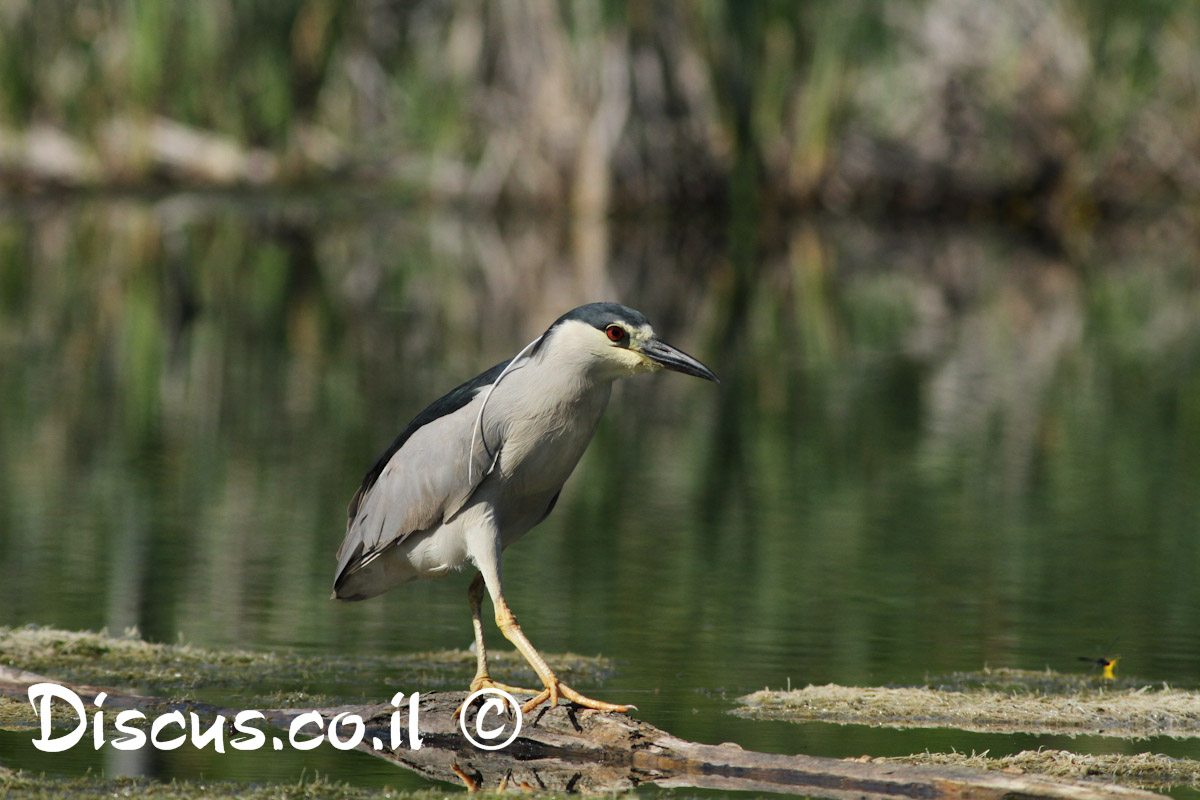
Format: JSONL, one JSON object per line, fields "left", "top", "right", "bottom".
{"left": 2, "top": 195, "right": 1199, "bottom": 793}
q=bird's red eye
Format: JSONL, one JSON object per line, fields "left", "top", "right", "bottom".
{"left": 605, "top": 325, "right": 625, "bottom": 342}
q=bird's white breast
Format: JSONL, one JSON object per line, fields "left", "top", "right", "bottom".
{"left": 492, "top": 379, "right": 611, "bottom": 494}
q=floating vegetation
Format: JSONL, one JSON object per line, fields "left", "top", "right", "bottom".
{"left": 0, "top": 693, "right": 31, "bottom": 727}
{"left": 0, "top": 624, "right": 612, "bottom": 724}
{"left": 735, "top": 668, "right": 1200, "bottom": 739}
{"left": 881, "top": 749, "right": 1200, "bottom": 791}
{"left": 0, "top": 768, "right": 556, "bottom": 800}
{"left": 924, "top": 668, "right": 1147, "bottom": 695}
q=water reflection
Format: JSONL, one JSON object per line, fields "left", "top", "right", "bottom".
{"left": 2, "top": 196, "right": 1200, "bottom": 787}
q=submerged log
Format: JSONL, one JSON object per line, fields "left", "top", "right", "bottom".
{"left": 0, "top": 666, "right": 1160, "bottom": 800}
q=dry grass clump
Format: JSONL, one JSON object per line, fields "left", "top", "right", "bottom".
{"left": 735, "top": 668, "right": 1200, "bottom": 739}
{"left": 882, "top": 749, "right": 1200, "bottom": 790}
{"left": 0, "top": 767, "right": 560, "bottom": 800}
{"left": 0, "top": 624, "right": 610, "bottom": 721}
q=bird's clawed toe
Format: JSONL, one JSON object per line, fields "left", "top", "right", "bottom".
{"left": 523, "top": 679, "right": 632, "bottom": 714}
{"left": 455, "top": 675, "right": 544, "bottom": 720}
{"left": 469, "top": 675, "right": 543, "bottom": 697}
{"left": 460, "top": 676, "right": 631, "bottom": 716}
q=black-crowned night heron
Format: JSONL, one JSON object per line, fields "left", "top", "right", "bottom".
{"left": 332, "top": 302, "right": 718, "bottom": 713}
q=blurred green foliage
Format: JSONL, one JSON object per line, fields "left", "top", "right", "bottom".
{"left": 0, "top": 1, "right": 1197, "bottom": 216}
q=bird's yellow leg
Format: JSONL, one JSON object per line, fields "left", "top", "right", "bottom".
{"left": 492, "top": 594, "right": 632, "bottom": 714}
{"left": 465, "top": 572, "right": 540, "bottom": 697}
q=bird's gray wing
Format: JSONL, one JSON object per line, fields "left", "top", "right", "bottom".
{"left": 333, "top": 361, "right": 508, "bottom": 590}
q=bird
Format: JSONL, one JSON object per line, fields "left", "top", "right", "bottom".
{"left": 332, "top": 302, "right": 718, "bottom": 713}
{"left": 1077, "top": 655, "right": 1120, "bottom": 680}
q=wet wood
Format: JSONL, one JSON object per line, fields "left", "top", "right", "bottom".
{"left": 0, "top": 667, "right": 1161, "bottom": 800}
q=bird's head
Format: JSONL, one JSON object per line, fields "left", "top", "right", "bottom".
{"left": 539, "top": 302, "right": 719, "bottom": 384}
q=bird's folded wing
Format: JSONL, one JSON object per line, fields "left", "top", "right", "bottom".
{"left": 334, "top": 399, "right": 501, "bottom": 581}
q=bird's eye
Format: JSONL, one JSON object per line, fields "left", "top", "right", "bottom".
{"left": 605, "top": 325, "right": 626, "bottom": 343}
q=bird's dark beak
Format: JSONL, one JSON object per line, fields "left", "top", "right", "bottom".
{"left": 641, "top": 337, "right": 720, "bottom": 383}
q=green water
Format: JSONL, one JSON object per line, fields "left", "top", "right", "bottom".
{"left": 3, "top": 196, "right": 1200, "bottom": 792}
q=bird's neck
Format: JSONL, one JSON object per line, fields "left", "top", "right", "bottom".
{"left": 489, "top": 355, "right": 613, "bottom": 429}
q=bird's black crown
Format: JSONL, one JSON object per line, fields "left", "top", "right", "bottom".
{"left": 547, "top": 302, "right": 649, "bottom": 334}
